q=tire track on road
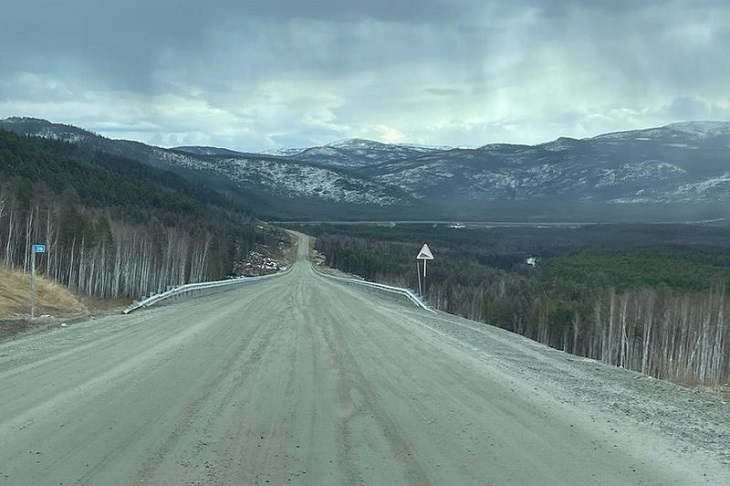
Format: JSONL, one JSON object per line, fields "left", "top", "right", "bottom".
{"left": 132, "top": 289, "right": 287, "bottom": 485}
{"left": 316, "top": 286, "right": 434, "bottom": 486}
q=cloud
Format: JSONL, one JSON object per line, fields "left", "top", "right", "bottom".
{"left": 664, "top": 96, "right": 730, "bottom": 121}
{"left": 1, "top": 0, "right": 728, "bottom": 150}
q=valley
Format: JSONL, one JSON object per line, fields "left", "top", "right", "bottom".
{"left": 2, "top": 1, "right": 727, "bottom": 483}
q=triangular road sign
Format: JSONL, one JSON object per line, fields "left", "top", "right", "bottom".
{"left": 416, "top": 243, "right": 434, "bottom": 260}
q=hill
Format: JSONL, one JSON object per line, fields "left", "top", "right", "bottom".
{"left": 0, "top": 265, "right": 85, "bottom": 317}
{"left": 0, "top": 265, "right": 89, "bottom": 341}
{"left": 0, "top": 128, "right": 280, "bottom": 301}
{"left": 0, "top": 263, "right": 86, "bottom": 329}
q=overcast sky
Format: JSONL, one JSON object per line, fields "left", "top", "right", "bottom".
{"left": 1, "top": 0, "right": 728, "bottom": 151}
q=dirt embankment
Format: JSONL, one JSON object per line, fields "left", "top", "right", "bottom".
{"left": 0, "top": 266, "right": 88, "bottom": 341}
{"left": 0, "top": 266, "right": 85, "bottom": 318}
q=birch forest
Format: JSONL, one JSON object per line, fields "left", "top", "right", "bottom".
{"left": 309, "top": 224, "right": 730, "bottom": 388}
{"left": 0, "top": 129, "right": 266, "bottom": 299}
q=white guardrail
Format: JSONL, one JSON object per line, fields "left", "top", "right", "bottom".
{"left": 123, "top": 262, "right": 434, "bottom": 315}
{"left": 122, "top": 268, "right": 290, "bottom": 314}
{"left": 312, "top": 265, "right": 436, "bottom": 313}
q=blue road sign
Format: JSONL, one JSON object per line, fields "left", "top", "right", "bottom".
{"left": 32, "top": 244, "right": 46, "bottom": 253}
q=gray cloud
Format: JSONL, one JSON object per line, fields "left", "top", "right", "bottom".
{"left": 0, "top": 0, "right": 728, "bottom": 150}
{"left": 665, "top": 96, "right": 730, "bottom": 121}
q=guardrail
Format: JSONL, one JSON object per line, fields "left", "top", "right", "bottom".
{"left": 123, "top": 261, "right": 434, "bottom": 315}
{"left": 312, "top": 265, "right": 435, "bottom": 313}
{"left": 123, "top": 268, "right": 290, "bottom": 314}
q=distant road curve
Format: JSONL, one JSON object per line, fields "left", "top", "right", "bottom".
{"left": 0, "top": 233, "right": 728, "bottom": 485}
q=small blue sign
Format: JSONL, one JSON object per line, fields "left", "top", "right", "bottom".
{"left": 32, "top": 244, "right": 46, "bottom": 253}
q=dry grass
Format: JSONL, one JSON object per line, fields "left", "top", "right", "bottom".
{"left": 80, "top": 295, "right": 133, "bottom": 313}
{"left": 0, "top": 266, "right": 86, "bottom": 318}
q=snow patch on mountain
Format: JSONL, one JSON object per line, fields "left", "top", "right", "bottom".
{"left": 543, "top": 137, "right": 581, "bottom": 152}
{"left": 621, "top": 161, "right": 687, "bottom": 179}
{"left": 594, "top": 121, "right": 730, "bottom": 143}
{"left": 153, "top": 149, "right": 206, "bottom": 169}
{"left": 262, "top": 147, "right": 305, "bottom": 157}
{"left": 214, "top": 158, "right": 400, "bottom": 204}
{"left": 35, "top": 128, "right": 86, "bottom": 143}
{"left": 665, "top": 121, "right": 730, "bottom": 139}
{"left": 157, "top": 149, "right": 401, "bottom": 204}
{"left": 327, "top": 138, "right": 379, "bottom": 150}
{"left": 664, "top": 143, "right": 698, "bottom": 149}
{"left": 610, "top": 197, "right": 657, "bottom": 204}
{"left": 675, "top": 173, "right": 730, "bottom": 196}
{"left": 301, "top": 147, "right": 343, "bottom": 157}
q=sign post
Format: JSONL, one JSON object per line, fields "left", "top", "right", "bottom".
{"left": 30, "top": 244, "right": 46, "bottom": 318}
{"left": 416, "top": 243, "right": 434, "bottom": 297}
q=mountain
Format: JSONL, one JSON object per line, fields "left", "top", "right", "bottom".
{"left": 162, "top": 152, "right": 411, "bottom": 205}
{"left": 262, "top": 138, "right": 443, "bottom": 170}
{"left": 0, "top": 127, "right": 276, "bottom": 301}
{"left": 0, "top": 118, "right": 414, "bottom": 218}
{"left": 210, "top": 123, "right": 730, "bottom": 206}
{"left": 3, "top": 117, "right": 730, "bottom": 221}
{"left": 339, "top": 122, "right": 729, "bottom": 204}
{"left": 173, "top": 146, "right": 249, "bottom": 158}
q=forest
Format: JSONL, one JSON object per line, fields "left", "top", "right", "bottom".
{"left": 0, "top": 129, "right": 277, "bottom": 300}
{"left": 299, "top": 222, "right": 730, "bottom": 388}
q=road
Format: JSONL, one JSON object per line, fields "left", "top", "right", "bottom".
{"left": 1, "top": 234, "right": 728, "bottom": 485}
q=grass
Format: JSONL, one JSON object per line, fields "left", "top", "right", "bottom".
{"left": 80, "top": 296, "right": 133, "bottom": 313}
{"left": 0, "top": 265, "right": 86, "bottom": 318}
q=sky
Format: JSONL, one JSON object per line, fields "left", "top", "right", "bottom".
{"left": 0, "top": 0, "right": 728, "bottom": 151}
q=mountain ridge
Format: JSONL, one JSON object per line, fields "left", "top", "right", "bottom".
{"left": 3, "top": 117, "right": 730, "bottom": 220}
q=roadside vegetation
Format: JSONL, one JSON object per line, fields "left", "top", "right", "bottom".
{"left": 0, "top": 129, "right": 281, "bottom": 303}
{"left": 294, "top": 222, "right": 730, "bottom": 388}
{"left": 0, "top": 265, "right": 85, "bottom": 318}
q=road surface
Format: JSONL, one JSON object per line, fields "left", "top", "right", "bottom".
{"left": 1, "top": 234, "right": 728, "bottom": 485}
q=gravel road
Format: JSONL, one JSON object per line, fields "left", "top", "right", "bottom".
{"left": 1, "top": 234, "right": 729, "bottom": 485}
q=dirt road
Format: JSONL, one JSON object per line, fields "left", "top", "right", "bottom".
{"left": 1, "top": 234, "right": 728, "bottom": 485}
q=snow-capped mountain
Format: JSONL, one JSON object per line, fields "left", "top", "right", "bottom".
{"left": 248, "top": 122, "right": 730, "bottom": 204}
{"left": 349, "top": 122, "right": 730, "bottom": 204}
{"left": 266, "top": 138, "right": 443, "bottom": 169}
{"left": 595, "top": 121, "right": 730, "bottom": 143}
{"left": 158, "top": 150, "right": 408, "bottom": 205}
{"left": 3, "top": 117, "right": 730, "bottom": 219}
{"left": 0, "top": 118, "right": 411, "bottom": 211}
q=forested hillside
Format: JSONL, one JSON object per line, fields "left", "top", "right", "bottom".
{"left": 0, "top": 129, "right": 277, "bottom": 300}
{"left": 304, "top": 223, "right": 730, "bottom": 388}
{"left": 4, "top": 117, "right": 730, "bottom": 224}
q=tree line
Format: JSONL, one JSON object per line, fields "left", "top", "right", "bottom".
{"left": 309, "top": 224, "right": 730, "bottom": 388}
{"left": 0, "top": 129, "right": 273, "bottom": 300}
